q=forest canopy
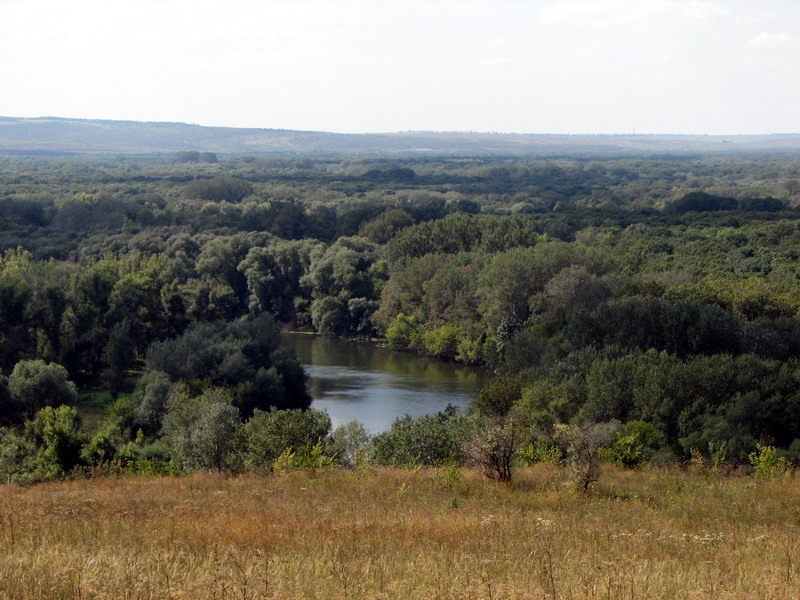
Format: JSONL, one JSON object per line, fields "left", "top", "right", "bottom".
{"left": 1, "top": 150, "right": 799, "bottom": 480}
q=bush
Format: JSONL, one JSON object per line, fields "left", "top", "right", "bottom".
{"left": 749, "top": 444, "right": 790, "bottom": 479}
{"left": 327, "top": 421, "right": 371, "bottom": 467}
{"left": 371, "top": 409, "right": 472, "bottom": 467}
{"left": 556, "top": 421, "right": 619, "bottom": 492}
{"left": 162, "top": 388, "right": 243, "bottom": 472}
{"left": 81, "top": 432, "right": 119, "bottom": 466}
{"left": 517, "top": 439, "right": 562, "bottom": 466}
{"left": 464, "top": 415, "right": 519, "bottom": 481}
{"left": 0, "top": 428, "right": 37, "bottom": 484}
{"left": 603, "top": 434, "right": 643, "bottom": 468}
{"left": 273, "top": 441, "right": 335, "bottom": 471}
{"left": 244, "top": 408, "right": 331, "bottom": 469}
{"left": 604, "top": 421, "right": 668, "bottom": 468}
{"left": 25, "top": 406, "right": 87, "bottom": 480}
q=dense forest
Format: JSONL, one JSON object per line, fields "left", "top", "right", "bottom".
{"left": 1, "top": 150, "right": 800, "bottom": 482}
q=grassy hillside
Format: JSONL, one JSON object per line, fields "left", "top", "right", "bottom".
{"left": 1, "top": 466, "right": 798, "bottom": 599}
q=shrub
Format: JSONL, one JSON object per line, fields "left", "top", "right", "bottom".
{"left": 371, "top": 409, "right": 471, "bottom": 467}
{"left": 326, "top": 421, "right": 371, "bottom": 467}
{"left": 517, "top": 439, "right": 562, "bottom": 466}
{"left": 0, "top": 428, "right": 37, "bottom": 484}
{"left": 273, "top": 441, "right": 336, "bottom": 471}
{"left": 244, "top": 408, "right": 331, "bottom": 469}
{"left": 25, "top": 406, "right": 87, "bottom": 480}
{"left": 749, "top": 444, "right": 790, "bottom": 479}
{"left": 464, "top": 415, "right": 519, "bottom": 481}
{"left": 603, "top": 434, "right": 643, "bottom": 468}
{"left": 81, "top": 432, "right": 119, "bottom": 466}
{"left": 556, "top": 421, "right": 619, "bottom": 492}
{"left": 162, "top": 388, "right": 243, "bottom": 472}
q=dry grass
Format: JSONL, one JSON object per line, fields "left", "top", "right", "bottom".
{"left": 0, "top": 465, "right": 798, "bottom": 599}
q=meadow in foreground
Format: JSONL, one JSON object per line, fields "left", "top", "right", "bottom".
{"left": 0, "top": 465, "right": 797, "bottom": 600}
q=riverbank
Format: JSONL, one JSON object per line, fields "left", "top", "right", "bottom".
{"left": 1, "top": 465, "right": 796, "bottom": 599}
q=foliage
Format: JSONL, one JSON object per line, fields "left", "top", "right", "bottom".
{"left": 326, "top": 420, "right": 372, "bottom": 467}
{"left": 145, "top": 315, "right": 311, "bottom": 415}
{"left": 472, "top": 376, "right": 522, "bottom": 418}
{"left": 25, "top": 405, "right": 87, "bottom": 479}
{"left": 8, "top": 360, "right": 78, "bottom": 420}
{"left": 161, "top": 387, "right": 243, "bottom": 472}
{"left": 371, "top": 409, "right": 472, "bottom": 467}
{"left": 273, "top": 441, "right": 336, "bottom": 471}
{"left": 3, "top": 152, "right": 800, "bottom": 473}
{"left": 0, "top": 427, "right": 37, "bottom": 483}
{"left": 517, "top": 439, "right": 562, "bottom": 466}
{"left": 749, "top": 444, "right": 790, "bottom": 479}
{"left": 183, "top": 177, "right": 253, "bottom": 203}
{"left": 243, "top": 408, "right": 331, "bottom": 469}
{"left": 385, "top": 313, "right": 420, "bottom": 349}
{"left": 131, "top": 370, "right": 174, "bottom": 437}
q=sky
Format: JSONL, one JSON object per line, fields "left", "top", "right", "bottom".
{"left": 1, "top": 0, "right": 799, "bottom": 134}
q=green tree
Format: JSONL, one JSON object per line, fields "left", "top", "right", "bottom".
{"left": 103, "top": 318, "right": 136, "bottom": 398}
{"left": 239, "top": 240, "right": 319, "bottom": 321}
{"left": 385, "top": 313, "right": 420, "bottom": 349}
{"left": 473, "top": 376, "right": 522, "bottom": 418}
{"left": 326, "top": 421, "right": 371, "bottom": 467}
{"left": 183, "top": 177, "right": 253, "bottom": 203}
{"left": 8, "top": 359, "right": 78, "bottom": 420}
{"left": 0, "top": 375, "right": 23, "bottom": 427}
{"left": 131, "top": 370, "right": 174, "bottom": 437}
{"left": 25, "top": 405, "right": 87, "bottom": 479}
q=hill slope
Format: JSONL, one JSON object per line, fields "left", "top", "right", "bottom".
{"left": 1, "top": 467, "right": 797, "bottom": 599}
{"left": 2, "top": 116, "right": 800, "bottom": 155}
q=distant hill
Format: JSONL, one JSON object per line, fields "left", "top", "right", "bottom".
{"left": 2, "top": 116, "right": 800, "bottom": 156}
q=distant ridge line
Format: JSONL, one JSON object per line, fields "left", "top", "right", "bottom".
{"left": 1, "top": 116, "right": 800, "bottom": 156}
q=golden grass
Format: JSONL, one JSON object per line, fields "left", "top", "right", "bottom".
{"left": 0, "top": 465, "right": 798, "bottom": 599}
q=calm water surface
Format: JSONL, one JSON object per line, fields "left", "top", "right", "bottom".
{"left": 281, "top": 333, "right": 490, "bottom": 433}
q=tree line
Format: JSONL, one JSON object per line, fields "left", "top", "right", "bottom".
{"left": 0, "top": 152, "right": 799, "bottom": 481}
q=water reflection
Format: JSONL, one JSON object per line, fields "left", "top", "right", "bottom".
{"left": 282, "top": 333, "right": 489, "bottom": 433}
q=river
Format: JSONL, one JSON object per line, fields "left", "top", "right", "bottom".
{"left": 281, "top": 332, "right": 490, "bottom": 433}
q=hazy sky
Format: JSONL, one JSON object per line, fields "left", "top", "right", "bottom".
{"left": 2, "top": 0, "right": 799, "bottom": 134}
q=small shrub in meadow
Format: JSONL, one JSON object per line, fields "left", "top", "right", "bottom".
{"left": 749, "top": 444, "right": 790, "bottom": 479}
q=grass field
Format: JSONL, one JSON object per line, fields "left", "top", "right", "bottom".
{"left": 0, "top": 465, "right": 797, "bottom": 599}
